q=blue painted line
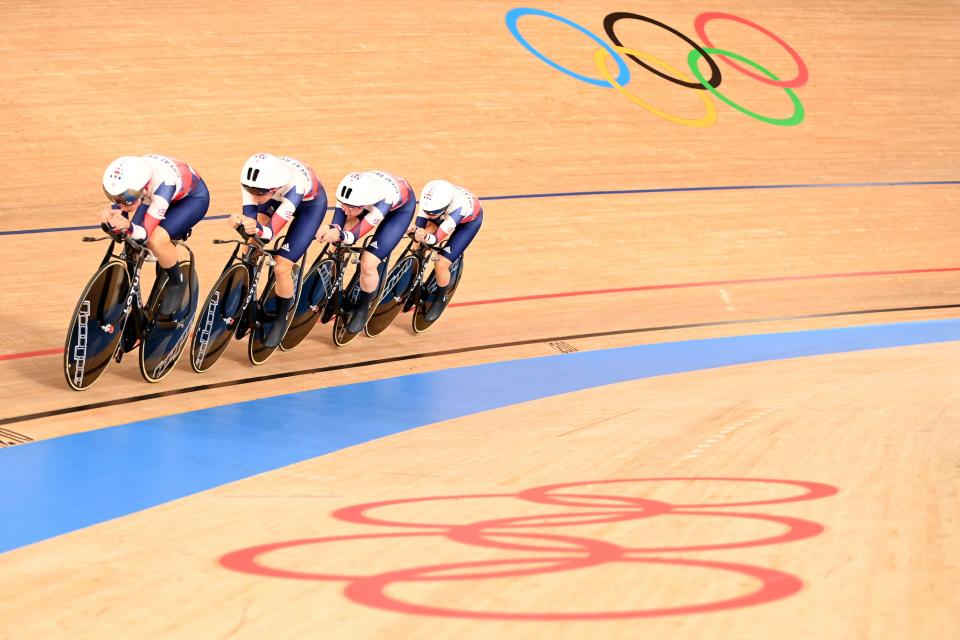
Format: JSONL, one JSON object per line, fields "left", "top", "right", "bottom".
{"left": 0, "top": 214, "right": 227, "bottom": 236}
{"left": 0, "top": 224, "right": 107, "bottom": 236}
{"left": 1, "top": 318, "right": 959, "bottom": 553}
{"left": 479, "top": 180, "right": 960, "bottom": 201}
{"left": 3, "top": 180, "right": 959, "bottom": 236}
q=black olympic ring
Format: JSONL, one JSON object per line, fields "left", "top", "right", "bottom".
{"left": 603, "top": 12, "right": 722, "bottom": 90}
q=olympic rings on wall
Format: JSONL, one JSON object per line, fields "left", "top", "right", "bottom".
{"left": 505, "top": 7, "right": 809, "bottom": 128}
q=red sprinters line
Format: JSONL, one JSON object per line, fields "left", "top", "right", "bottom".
{"left": 448, "top": 266, "right": 960, "bottom": 308}
{"left": 0, "top": 348, "right": 64, "bottom": 361}
{"left": 4, "top": 265, "right": 960, "bottom": 362}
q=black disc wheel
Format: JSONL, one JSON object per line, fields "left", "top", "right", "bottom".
{"left": 332, "top": 270, "right": 364, "bottom": 347}
{"left": 190, "top": 263, "right": 250, "bottom": 373}
{"left": 248, "top": 275, "right": 286, "bottom": 366}
{"left": 64, "top": 261, "right": 131, "bottom": 391}
{"left": 365, "top": 255, "right": 420, "bottom": 337}
{"left": 413, "top": 255, "right": 463, "bottom": 334}
{"left": 139, "top": 260, "right": 199, "bottom": 383}
{"left": 280, "top": 258, "right": 338, "bottom": 351}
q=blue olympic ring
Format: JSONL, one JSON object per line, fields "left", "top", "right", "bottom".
{"left": 505, "top": 7, "right": 630, "bottom": 88}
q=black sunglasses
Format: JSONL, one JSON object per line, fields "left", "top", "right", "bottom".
{"left": 243, "top": 184, "right": 276, "bottom": 197}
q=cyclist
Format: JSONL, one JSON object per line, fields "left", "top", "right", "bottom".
{"left": 410, "top": 179, "right": 483, "bottom": 321}
{"left": 228, "top": 153, "right": 328, "bottom": 348}
{"left": 100, "top": 154, "right": 209, "bottom": 315}
{"left": 316, "top": 170, "right": 416, "bottom": 334}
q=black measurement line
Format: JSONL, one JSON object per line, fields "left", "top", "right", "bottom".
{"left": 1, "top": 303, "right": 957, "bottom": 427}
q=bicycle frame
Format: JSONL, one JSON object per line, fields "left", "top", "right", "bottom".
{"left": 309, "top": 241, "right": 370, "bottom": 316}
{"left": 210, "top": 232, "right": 276, "bottom": 330}
{"left": 400, "top": 236, "right": 449, "bottom": 306}
{"left": 82, "top": 234, "right": 150, "bottom": 358}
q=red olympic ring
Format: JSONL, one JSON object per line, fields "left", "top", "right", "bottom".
{"left": 694, "top": 12, "right": 809, "bottom": 88}
{"left": 519, "top": 477, "right": 838, "bottom": 509}
{"left": 332, "top": 493, "right": 516, "bottom": 529}
{"left": 333, "top": 491, "right": 671, "bottom": 529}
{"left": 221, "top": 532, "right": 436, "bottom": 581}
{"left": 446, "top": 509, "right": 669, "bottom": 552}
{"left": 222, "top": 529, "right": 624, "bottom": 582}
{"left": 344, "top": 555, "right": 802, "bottom": 620}
{"left": 449, "top": 509, "right": 823, "bottom": 554}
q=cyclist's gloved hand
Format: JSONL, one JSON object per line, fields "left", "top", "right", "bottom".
{"left": 317, "top": 225, "right": 342, "bottom": 245}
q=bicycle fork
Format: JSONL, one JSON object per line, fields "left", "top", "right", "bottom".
{"left": 230, "top": 261, "right": 266, "bottom": 330}
{"left": 403, "top": 249, "right": 436, "bottom": 311}
{"left": 111, "top": 264, "right": 145, "bottom": 363}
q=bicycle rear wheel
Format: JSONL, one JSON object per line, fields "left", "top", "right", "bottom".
{"left": 64, "top": 261, "right": 130, "bottom": 390}
{"left": 190, "top": 263, "right": 250, "bottom": 373}
{"left": 332, "top": 270, "right": 363, "bottom": 346}
{"left": 248, "top": 275, "right": 284, "bottom": 365}
{"left": 413, "top": 255, "right": 463, "bottom": 334}
{"left": 281, "top": 257, "right": 338, "bottom": 351}
{"left": 333, "top": 260, "right": 388, "bottom": 346}
{"left": 139, "top": 259, "right": 199, "bottom": 382}
{"left": 366, "top": 254, "right": 420, "bottom": 337}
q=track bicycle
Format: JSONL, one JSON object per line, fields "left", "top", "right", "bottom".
{"left": 64, "top": 227, "right": 198, "bottom": 389}
{"left": 279, "top": 236, "right": 387, "bottom": 350}
{"left": 190, "top": 227, "right": 305, "bottom": 370}
{"left": 364, "top": 235, "right": 464, "bottom": 336}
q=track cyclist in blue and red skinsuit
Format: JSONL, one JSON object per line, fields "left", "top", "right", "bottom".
{"left": 228, "top": 153, "right": 328, "bottom": 347}
{"left": 316, "top": 170, "right": 417, "bottom": 334}
{"left": 99, "top": 154, "right": 210, "bottom": 315}
{"left": 410, "top": 179, "right": 483, "bottom": 321}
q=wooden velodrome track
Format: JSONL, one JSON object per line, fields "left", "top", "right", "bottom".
{"left": 1, "top": 0, "right": 959, "bottom": 637}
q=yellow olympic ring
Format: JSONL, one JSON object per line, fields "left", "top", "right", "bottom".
{"left": 593, "top": 46, "right": 717, "bottom": 128}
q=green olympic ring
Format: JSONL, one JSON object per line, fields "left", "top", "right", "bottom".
{"left": 688, "top": 48, "right": 804, "bottom": 127}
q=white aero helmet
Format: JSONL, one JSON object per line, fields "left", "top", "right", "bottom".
{"left": 241, "top": 153, "right": 291, "bottom": 195}
{"left": 102, "top": 156, "right": 153, "bottom": 206}
{"left": 336, "top": 172, "right": 380, "bottom": 207}
{"left": 419, "top": 179, "right": 454, "bottom": 215}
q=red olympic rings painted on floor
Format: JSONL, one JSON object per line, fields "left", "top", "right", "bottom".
{"left": 220, "top": 477, "right": 838, "bottom": 620}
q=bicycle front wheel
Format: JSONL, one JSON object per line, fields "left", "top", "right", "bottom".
{"left": 366, "top": 254, "right": 420, "bottom": 337}
{"left": 64, "top": 261, "right": 130, "bottom": 390}
{"left": 281, "top": 257, "right": 338, "bottom": 351}
{"left": 190, "top": 263, "right": 250, "bottom": 373}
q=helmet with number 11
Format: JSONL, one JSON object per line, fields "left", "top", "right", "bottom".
{"left": 240, "top": 153, "right": 291, "bottom": 196}
{"left": 336, "top": 172, "right": 381, "bottom": 208}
